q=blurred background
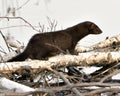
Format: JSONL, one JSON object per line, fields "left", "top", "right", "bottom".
{"left": 0, "top": 0, "right": 120, "bottom": 53}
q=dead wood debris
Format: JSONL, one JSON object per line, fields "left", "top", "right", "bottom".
{"left": 0, "top": 35, "right": 120, "bottom": 96}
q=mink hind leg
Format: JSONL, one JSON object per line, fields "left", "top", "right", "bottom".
{"left": 30, "top": 48, "right": 49, "bottom": 60}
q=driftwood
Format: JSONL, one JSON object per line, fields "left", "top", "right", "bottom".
{"left": 76, "top": 34, "right": 120, "bottom": 52}
{"left": 0, "top": 52, "right": 120, "bottom": 72}
{"left": 0, "top": 34, "right": 120, "bottom": 95}
{"left": 0, "top": 77, "right": 34, "bottom": 92}
{"left": 0, "top": 46, "right": 24, "bottom": 62}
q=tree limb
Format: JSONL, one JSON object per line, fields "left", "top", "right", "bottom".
{"left": 0, "top": 51, "right": 120, "bottom": 73}
{"left": 76, "top": 34, "right": 120, "bottom": 52}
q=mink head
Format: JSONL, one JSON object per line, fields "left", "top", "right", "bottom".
{"left": 85, "top": 21, "right": 102, "bottom": 34}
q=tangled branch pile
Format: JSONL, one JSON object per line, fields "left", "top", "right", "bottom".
{"left": 0, "top": 34, "right": 120, "bottom": 96}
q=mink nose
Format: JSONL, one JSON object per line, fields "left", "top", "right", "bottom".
{"left": 97, "top": 29, "right": 102, "bottom": 34}
{"left": 98, "top": 31, "right": 102, "bottom": 34}
{"left": 99, "top": 30, "right": 102, "bottom": 34}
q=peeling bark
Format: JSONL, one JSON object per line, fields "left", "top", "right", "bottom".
{"left": 76, "top": 34, "right": 120, "bottom": 52}
{"left": 0, "top": 52, "right": 120, "bottom": 73}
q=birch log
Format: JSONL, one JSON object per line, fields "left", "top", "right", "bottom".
{"left": 2, "top": 35, "right": 120, "bottom": 62}
{"left": 0, "top": 77, "right": 34, "bottom": 92}
{"left": 76, "top": 34, "right": 120, "bottom": 52}
{"left": 1, "top": 47, "right": 24, "bottom": 62}
{"left": 0, "top": 52, "right": 120, "bottom": 73}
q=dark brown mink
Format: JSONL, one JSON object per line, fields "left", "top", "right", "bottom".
{"left": 7, "top": 21, "right": 102, "bottom": 62}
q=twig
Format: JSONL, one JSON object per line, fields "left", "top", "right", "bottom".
{"left": 85, "top": 88, "right": 120, "bottom": 96}
{"left": 0, "top": 54, "right": 4, "bottom": 62}
{"left": 37, "top": 82, "right": 120, "bottom": 92}
{"left": 0, "top": 30, "right": 10, "bottom": 52}
{"left": 90, "top": 62, "right": 120, "bottom": 82}
{"left": 38, "top": 23, "right": 45, "bottom": 32}
{"left": 0, "top": 25, "right": 39, "bottom": 30}
{"left": 73, "top": 82, "right": 120, "bottom": 87}
{"left": 0, "top": 16, "right": 58, "bottom": 33}
{"left": 59, "top": 72, "right": 82, "bottom": 96}
{"left": 0, "top": 16, "right": 40, "bottom": 32}
{"left": 46, "top": 16, "right": 57, "bottom": 31}
{"left": 100, "top": 69, "right": 120, "bottom": 83}
{"left": 4, "top": 0, "right": 31, "bottom": 17}
{"left": 0, "top": 46, "right": 7, "bottom": 54}
{"left": 49, "top": 68, "right": 83, "bottom": 96}
{"left": 15, "top": 0, "right": 31, "bottom": 11}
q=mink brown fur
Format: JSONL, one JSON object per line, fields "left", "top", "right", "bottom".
{"left": 7, "top": 21, "right": 102, "bottom": 62}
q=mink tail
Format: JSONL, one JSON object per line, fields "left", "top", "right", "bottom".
{"left": 7, "top": 51, "right": 28, "bottom": 62}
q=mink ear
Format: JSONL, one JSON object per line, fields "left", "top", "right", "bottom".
{"left": 90, "top": 23, "right": 95, "bottom": 30}
{"left": 84, "top": 21, "right": 94, "bottom": 30}
{"left": 84, "top": 21, "right": 93, "bottom": 28}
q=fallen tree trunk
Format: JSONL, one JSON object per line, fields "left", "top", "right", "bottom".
{"left": 0, "top": 77, "right": 34, "bottom": 92}
{"left": 0, "top": 51, "right": 120, "bottom": 73}
{"left": 2, "top": 35, "right": 120, "bottom": 62}
{"left": 76, "top": 34, "right": 120, "bottom": 52}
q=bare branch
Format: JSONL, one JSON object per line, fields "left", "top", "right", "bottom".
{"left": 0, "top": 30, "right": 10, "bottom": 52}
{"left": 5, "top": 0, "right": 31, "bottom": 17}
{"left": 0, "top": 25, "right": 39, "bottom": 30}
{"left": 76, "top": 34, "right": 120, "bottom": 53}
{"left": 46, "top": 16, "right": 57, "bottom": 31}
{"left": 85, "top": 88, "right": 120, "bottom": 96}
{"left": 1, "top": 52, "right": 120, "bottom": 72}
{"left": 15, "top": 0, "right": 31, "bottom": 11}
{"left": 0, "top": 16, "right": 40, "bottom": 32}
{"left": 100, "top": 69, "right": 120, "bottom": 83}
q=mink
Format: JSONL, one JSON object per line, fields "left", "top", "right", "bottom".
{"left": 7, "top": 21, "right": 102, "bottom": 62}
